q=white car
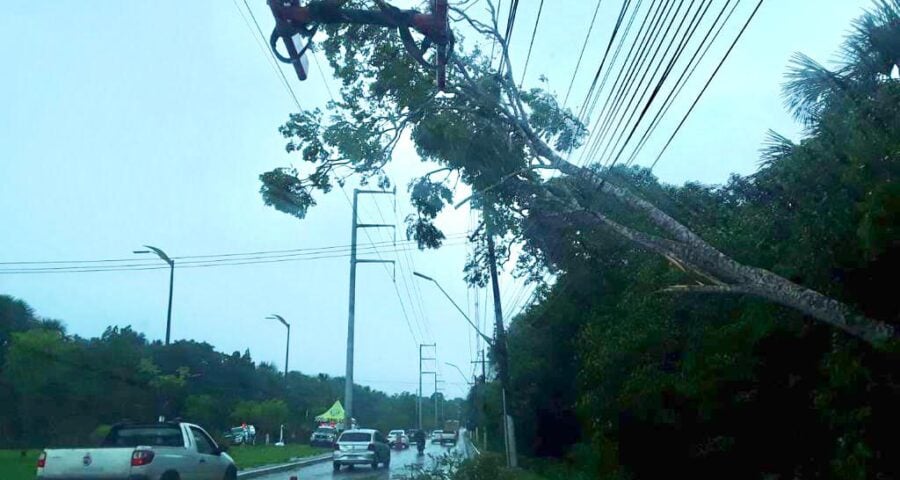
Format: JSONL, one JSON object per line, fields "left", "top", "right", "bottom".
{"left": 37, "top": 422, "right": 236, "bottom": 480}
{"left": 431, "top": 430, "right": 443, "bottom": 444}
{"left": 386, "top": 429, "right": 409, "bottom": 448}
{"left": 310, "top": 426, "right": 338, "bottom": 447}
{"left": 333, "top": 429, "right": 390, "bottom": 471}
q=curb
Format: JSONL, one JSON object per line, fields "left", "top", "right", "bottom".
{"left": 237, "top": 453, "right": 332, "bottom": 479}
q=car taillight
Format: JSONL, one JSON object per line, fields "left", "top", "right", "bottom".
{"left": 36, "top": 451, "right": 46, "bottom": 468}
{"left": 367, "top": 443, "right": 375, "bottom": 451}
{"left": 131, "top": 450, "right": 155, "bottom": 466}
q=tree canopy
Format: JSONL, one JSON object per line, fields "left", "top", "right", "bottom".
{"left": 259, "top": 0, "right": 898, "bottom": 346}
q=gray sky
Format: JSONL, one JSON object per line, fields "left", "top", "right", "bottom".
{"left": 0, "top": 0, "right": 872, "bottom": 397}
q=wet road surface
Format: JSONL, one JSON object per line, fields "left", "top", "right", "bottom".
{"left": 251, "top": 441, "right": 457, "bottom": 480}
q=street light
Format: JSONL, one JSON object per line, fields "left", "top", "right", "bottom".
{"left": 267, "top": 314, "right": 291, "bottom": 378}
{"left": 412, "top": 271, "right": 493, "bottom": 346}
{"left": 445, "top": 362, "right": 474, "bottom": 386}
{"left": 134, "top": 245, "right": 174, "bottom": 345}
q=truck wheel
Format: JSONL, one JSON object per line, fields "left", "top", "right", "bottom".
{"left": 333, "top": 462, "right": 341, "bottom": 471}
{"left": 223, "top": 466, "right": 237, "bottom": 480}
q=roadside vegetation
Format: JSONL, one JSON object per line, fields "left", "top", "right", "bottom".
{"left": 224, "top": 443, "right": 326, "bottom": 470}
{"left": 0, "top": 295, "right": 460, "bottom": 451}
{"left": 0, "top": 450, "right": 39, "bottom": 480}
{"left": 259, "top": 0, "right": 898, "bottom": 478}
{"left": 454, "top": 3, "right": 898, "bottom": 479}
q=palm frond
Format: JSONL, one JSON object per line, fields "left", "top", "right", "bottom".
{"left": 782, "top": 53, "right": 846, "bottom": 126}
{"left": 758, "top": 130, "right": 796, "bottom": 167}
{"left": 841, "top": 0, "right": 900, "bottom": 79}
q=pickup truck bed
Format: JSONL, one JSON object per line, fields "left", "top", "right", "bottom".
{"left": 37, "top": 422, "right": 236, "bottom": 480}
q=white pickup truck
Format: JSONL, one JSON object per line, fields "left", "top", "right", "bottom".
{"left": 37, "top": 422, "right": 237, "bottom": 480}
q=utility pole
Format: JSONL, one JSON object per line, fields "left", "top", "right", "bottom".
{"left": 266, "top": 315, "right": 291, "bottom": 379}
{"left": 434, "top": 375, "right": 444, "bottom": 426}
{"left": 133, "top": 245, "right": 175, "bottom": 345}
{"left": 345, "top": 188, "right": 396, "bottom": 429}
{"left": 418, "top": 343, "right": 436, "bottom": 430}
{"left": 485, "top": 206, "right": 517, "bottom": 468}
{"left": 471, "top": 350, "right": 487, "bottom": 383}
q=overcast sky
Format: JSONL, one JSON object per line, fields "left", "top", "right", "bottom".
{"left": 0, "top": 0, "right": 872, "bottom": 399}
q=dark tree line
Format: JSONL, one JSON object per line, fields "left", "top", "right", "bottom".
{"left": 0, "top": 295, "right": 458, "bottom": 449}
{"left": 492, "top": 3, "right": 900, "bottom": 478}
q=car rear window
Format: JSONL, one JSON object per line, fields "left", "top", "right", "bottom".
{"left": 339, "top": 432, "right": 372, "bottom": 442}
{"left": 103, "top": 425, "right": 183, "bottom": 447}
{"left": 315, "top": 428, "right": 335, "bottom": 434}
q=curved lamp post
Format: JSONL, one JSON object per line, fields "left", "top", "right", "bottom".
{"left": 134, "top": 245, "right": 174, "bottom": 345}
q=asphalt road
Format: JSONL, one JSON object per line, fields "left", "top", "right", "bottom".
{"left": 251, "top": 441, "right": 456, "bottom": 480}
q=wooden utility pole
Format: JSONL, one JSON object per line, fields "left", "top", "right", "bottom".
{"left": 484, "top": 206, "right": 517, "bottom": 467}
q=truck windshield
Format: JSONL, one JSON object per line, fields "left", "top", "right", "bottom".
{"left": 102, "top": 425, "right": 184, "bottom": 447}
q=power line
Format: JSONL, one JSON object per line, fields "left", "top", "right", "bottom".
{"left": 370, "top": 195, "right": 432, "bottom": 344}
{"left": 0, "top": 241, "right": 469, "bottom": 275}
{"left": 518, "top": 0, "right": 545, "bottom": 86}
{"left": 651, "top": 0, "right": 765, "bottom": 170}
{"left": 562, "top": 0, "right": 604, "bottom": 108}
{"left": 240, "top": 0, "right": 302, "bottom": 110}
{"left": 624, "top": 0, "right": 741, "bottom": 167}
{"left": 497, "top": 0, "right": 520, "bottom": 74}
{"left": 572, "top": 0, "right": 646, "bottom": 169}
{"left": 579, "top": 0, "right": 674, "bottom": 166}
{"left": 0, "top": 234, "right": 470, "bottom": 266}
{"left": 230, "top": 0, "right": 294, "bottom": 98}
{"left": 601, "top": 0, "right": 711, "bottom": 170}
{"left": 574, "top": 0, "right": 635, "bottom": 126}
{"left": 489, "top": 0, "right": 504, "bottom": 68}
{"left": 311, "top": 51, "right": 335, "bottom": 103}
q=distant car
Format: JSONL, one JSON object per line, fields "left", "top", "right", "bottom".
{"left": 386, "top": 429, "right": 409, "bottom": 448}
{"left": 333, "top": 429, "right": 390, "bottom": 471}
{"left": 224, "top": 425, "right": 256, "bottom": 446}
{"left": 431, "top": 430, "right": 442, "bottom": 444}
{"left": 310, "top": 426, "right": 338, "bottom": 447}
{"left": 224, "top": 427, "right": 246, "bottom": 445}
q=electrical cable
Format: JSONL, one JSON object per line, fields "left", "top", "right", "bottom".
{"left": 240, "top": 0, "right": 303, "bottom": 110}
{"left": 602, "top": 0, "right": 712, "bottom": 170}
{"left": 580, "top": 0, "right": 675, "bottom": 166}
{"left": 623, "top": 0, "right": 740, "bottom": 167}
{"left": 518, "top": 0, "right": 545, "bottom": 86}
{"left": 574, "top": 0, "right": 634, "bottom": 126}
{"left": 650, "top": 0, "right": 765, "bottom": 170}
{"left": 562, "top": 0, "right": 604, "bottom": 108}
{"left": 0, "top": 234, "right": 470, "bottom": 266}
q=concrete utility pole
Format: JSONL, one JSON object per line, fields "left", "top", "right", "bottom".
{"left": 345, "top": 188, "right": 396, "bottom": 429}
{"left": 485, "top": 207, "right": 518, "bottom": 468}
{"left": 434, "top": 375, "right": 444, "bottom": 426}
{"left": 266, "top": 315, "right": 291, "bottom": 379}
{"left": 471, "top": 350, "right": 487, "bottom": 383}
{"left": 133, "top": 245, "right": 175, "bottom": 345}
{"left": 418, "top": 343, "right": 436, "bottom": 430}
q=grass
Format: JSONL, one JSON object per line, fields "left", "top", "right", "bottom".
{"left": 0, "top": 444, "right": 328, "bottom": 479}
{"left": 228, "top": 443, "right": 329, "bottom": 470}
{"left": 0, "top": 449, "right": 39, "bottom": 480}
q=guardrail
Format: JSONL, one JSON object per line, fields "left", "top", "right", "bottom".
{"left": 458, "top": 428, "right": 480, "bottom": 459}
{"left": 236, "top": 453, "right": 332, "bottom": 479}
